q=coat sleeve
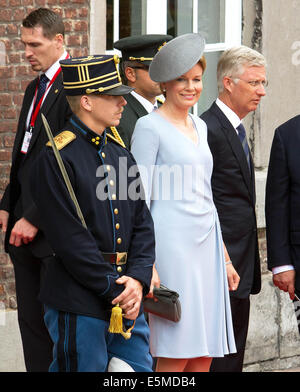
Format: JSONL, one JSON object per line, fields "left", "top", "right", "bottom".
{"left": 30, "top": 148, "right": 124, "bottom": 303}
{"left": 0, "top": 184, "right": 10, "bottom": 212}
{"left": 265, "top": 128, "right": 291, "bottom": 269}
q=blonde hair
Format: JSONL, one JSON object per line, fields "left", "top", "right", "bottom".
{"left": 66, "top": 95, "right": 81, "bottom": 114}
{"left": 199, "top": 55, "right": 206, "bottom": 72}
{"left": 217, "top": 46, "right": 266, "bottom": 93}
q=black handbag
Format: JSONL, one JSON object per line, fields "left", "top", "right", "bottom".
{"left": 143, "top": 284, "right": 181, "bottom": 322}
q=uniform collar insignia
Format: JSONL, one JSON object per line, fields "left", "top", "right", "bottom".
{"left": 70, "top": 115, "right": 107, "bottom": 149}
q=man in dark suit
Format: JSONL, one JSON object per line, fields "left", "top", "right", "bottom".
{"left": 0, "top": 8, "right": 72, "bottom": 371}
{"left": 265, "top": 115, "right": 300, "bottom": 304}
{"left": 113, "top": 34, "right": 172, "bottom": 148}
{"left": 201, "top": 46, "right": 267, "bottom": 372}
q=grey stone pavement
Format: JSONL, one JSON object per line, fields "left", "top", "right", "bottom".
{"left": 1, "top": 309, "right": 300, "bottom": 372}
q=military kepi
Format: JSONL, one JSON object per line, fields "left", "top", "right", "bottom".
{"left": 114, "top": 34, "right": 173, "bottom": 66}
{"left": 60, "top": 54, "right": 133, "bottom": 96}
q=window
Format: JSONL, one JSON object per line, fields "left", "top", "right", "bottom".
{"left": 106, "top": 0, "right": 147, "bottom": 50}
{"left": 106, "top": 0, "right": 242, "bottom": 113}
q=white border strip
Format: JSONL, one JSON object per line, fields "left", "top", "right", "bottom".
{"left": 225, "top": 0, "right": 242, "bottom": 46}
{"left": 146, "top": 0, "right": 167, "bottom": 33}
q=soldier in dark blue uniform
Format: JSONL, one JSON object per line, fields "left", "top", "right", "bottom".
{"left": 30, "top": 55, "right": 155, "bottom": 372}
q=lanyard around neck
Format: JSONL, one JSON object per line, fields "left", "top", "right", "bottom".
{"left": 29, "top": 53, "right": 70, "bottom": 131}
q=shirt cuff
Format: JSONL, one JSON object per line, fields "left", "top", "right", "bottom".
{"left": 272, "top": 265, "right": 295, "bottom": 275}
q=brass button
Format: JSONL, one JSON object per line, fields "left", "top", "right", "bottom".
{"left": 101, "top": 152, "right": 106, "bottom": 158}
{"left": 106, "top": 165, "right": 111, "bottom": 171}
{"left": 117, "top": 237, "right": 122, "bottom": 244}
{"left": 115, "top": 223, "right": 120, "bottom": 230}
{"left": 111, "top": 194, "right": 116, "bottom": 200}
{"left": 117, "top": 266, "right": 122, "bottom": 273}
{"left": 91, "top": 138, "right": 95, "bottom": 142}
{"left": 114, "top": 208, "right": 119, "bottom": 215}
{"left": 109, "top": 180, "right": 114, "bottom": 186}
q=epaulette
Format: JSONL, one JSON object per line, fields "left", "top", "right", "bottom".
{"left": 107, "top": 127, "right": 126, "bottom": 148}
{"left": 157, "top": 96, "right": 165, "bottom": 105}
{"left": 46, "top": 131, "right": 76, "bottom": 150}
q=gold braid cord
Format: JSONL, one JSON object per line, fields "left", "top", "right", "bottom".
{"left": 108, "top": 126, "right": 126, "bottom": 148}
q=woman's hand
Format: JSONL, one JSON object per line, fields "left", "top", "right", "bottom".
{"left": 226, "top": 263, "right": 240, "bottom": 291}
{"left": 148, "top": 264, "right": 160, "bottom": 297}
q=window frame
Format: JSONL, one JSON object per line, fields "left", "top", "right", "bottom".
{"left": 105, "top": 0, "right": 242, "bottom": 51}
{"left": 104, "top": 0, "right": 242, "bottom": 113}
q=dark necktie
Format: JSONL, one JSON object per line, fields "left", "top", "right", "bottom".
{"left": 34, "top": 73, "right": 49, "bottom": 111}
{"left": 237, "top": 123, "right": 251, "bottom": 170}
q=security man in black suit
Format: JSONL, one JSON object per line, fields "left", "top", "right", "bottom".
{"left": 30, "top": 55, "right": 155, "bottom": 372}
{"left": 201, "top": 46, "right": 267, "bottom": 372}
{"left": 113, "top": 34, "right": 172, "bottom": 148}
{"left": 0, "top": 8, "right": 72, "bottom": 371}
{"left": 266, "top": 115, "right": 300, "bottom": 303}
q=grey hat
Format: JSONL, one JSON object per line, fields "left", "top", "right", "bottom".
{"left": 149, "top": 33, "right": 205, "bottom": 82}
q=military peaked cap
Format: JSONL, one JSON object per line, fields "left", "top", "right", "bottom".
{"left": 60, "top": 55, "right": 133, "bottom": 96}
{"left": 114, "top": 34, "right": 173, "bottom": 66}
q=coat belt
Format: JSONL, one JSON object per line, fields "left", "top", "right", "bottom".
{"left": 102, "top": 252, "right": 127, "bottom": 265}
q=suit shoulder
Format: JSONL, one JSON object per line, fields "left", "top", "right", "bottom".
{"left": 276, "top": 115, "right": 300, "bottom": 134}
{"left": 200, "top": 110, "right": 218, "bottom": 125}
{"left": 201, "top": 111, "right": 224, "bottom": 141}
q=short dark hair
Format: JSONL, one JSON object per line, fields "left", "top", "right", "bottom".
{"left": 22, "top": 8, "right": 65, "bottom": 39}
{"left": 120, "top": 59, "right": 147, "bottom": 85}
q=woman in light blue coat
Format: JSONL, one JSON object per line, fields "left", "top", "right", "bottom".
{"left": 131, "top": 33, "right": 239, "bottom": 372}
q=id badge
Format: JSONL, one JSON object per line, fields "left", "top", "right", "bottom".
{"left": 20, "top": 129, "right": 33, "bottom": 154}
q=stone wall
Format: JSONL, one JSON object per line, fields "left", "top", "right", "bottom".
{"left": 244, "top": 229, "right": 300, "bottom": 371}
{"left": 0, "top": 0, "right": 90, "bottom": 310}
{"left": 241, "top": 0, "right": 300, "bottom": 371}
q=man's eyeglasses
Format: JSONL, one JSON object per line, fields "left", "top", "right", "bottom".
{"left": 233, "top": 78, "right": 268, "bottom": 88}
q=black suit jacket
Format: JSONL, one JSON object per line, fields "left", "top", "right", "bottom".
{"left": 201, "top": 102, "right": 261, "bottom": 298}
{"left": 265, "top": 115, "right": 300, "bottom": 291}
{"left": 0, "top": 72, "right": 72, "bottom": 256}
{"left": 117, "top": 93, "right": 148, "bottom": 148}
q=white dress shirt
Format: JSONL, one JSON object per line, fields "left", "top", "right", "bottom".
{"left": 130, "top": 91, "right": 158, "bottom": 113}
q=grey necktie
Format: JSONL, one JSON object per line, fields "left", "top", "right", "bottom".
{"left": 237, "top": 123, "right": 251, "bottom": 170}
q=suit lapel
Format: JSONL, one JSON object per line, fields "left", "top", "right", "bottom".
{"left": 26, "top": 73, "right": 63, "bottom": 156}
{"left": 210, "top": 102, "right": 254, "bottom": 201}
{"left": 125, "top": 93, "right": 148, "bottom": 118}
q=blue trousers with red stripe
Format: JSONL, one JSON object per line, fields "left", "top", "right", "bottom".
{"left": 44, "top": 306, "right": 153, "bottom": 372}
